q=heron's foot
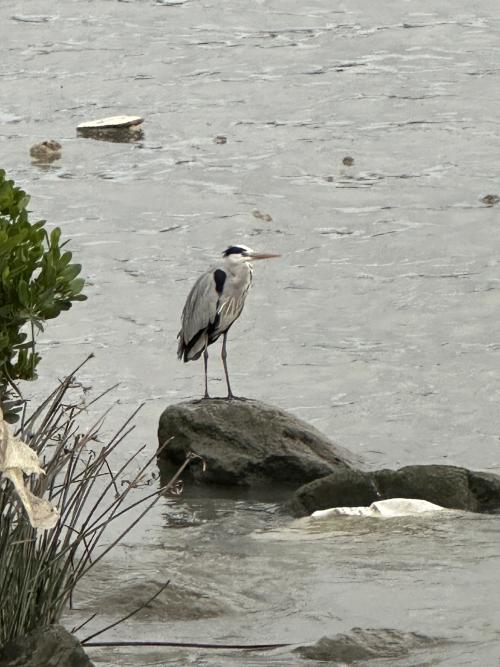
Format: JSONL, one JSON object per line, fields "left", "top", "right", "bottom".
{"left": 225, "top": 393, "right": 248, "bottom": 401}
{"left": 202, "top": 392, "right": 211, "bottom": 400}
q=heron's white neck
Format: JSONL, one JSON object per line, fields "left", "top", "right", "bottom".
{"left": 223, "top": 256, "right": 252, "bottom": 277}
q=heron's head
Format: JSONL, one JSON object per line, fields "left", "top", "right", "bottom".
{"left": 222, "top": 245, "right": 280, "bottom": 264}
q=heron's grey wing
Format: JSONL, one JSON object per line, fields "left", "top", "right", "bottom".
{"left": 179, "top": 270, "right": 219, "bottom": 347}
{"left": 214, "top": 292, "right": 247, "bottom": 336}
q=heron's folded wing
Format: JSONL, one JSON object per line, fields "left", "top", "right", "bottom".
{"left": 215, "top": 294, "right": 246, "bottom": 334}
{"left": 180, "top": 270, "right": 219, "bottom": 345}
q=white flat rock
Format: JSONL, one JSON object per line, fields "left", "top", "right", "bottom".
{"left": 311, "top": 498, "right": 446, "bottom": 519}
{"left": 77, "top": 115, "right": 144, "bottom": 130}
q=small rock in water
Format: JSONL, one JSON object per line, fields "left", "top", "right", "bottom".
{"left": 77, "top": 115, "right": 144, "bottom": 143}
{"left": 214, "top": 135, "right": 227, "bottom": 144}
{"left": 480, "top": 194, "right": 500, "bottom": 207}
{"left": 294, "top": 627, "right": 445, "bottom": 662}
{"left": 252, "top": 209, "right": 273, "bottom": 222}
{"left": 339, "top": 155, "right": 355, "bottom": 178}
{"left": 29, "top": 139, "right": 62, "bottom": 163}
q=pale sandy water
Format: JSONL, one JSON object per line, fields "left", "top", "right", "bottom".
{"left": 1, "top": 0, "right": 500, "bottom": 664}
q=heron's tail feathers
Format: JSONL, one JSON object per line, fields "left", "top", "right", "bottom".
{"left": 177, "top": 328, "right": 207, "bottom": 362}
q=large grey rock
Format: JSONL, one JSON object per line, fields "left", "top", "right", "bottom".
{"left": 0, "top": 624, "right": 93, "bottom": 667}
{"left": 158, "top": 399, "right": 357, "bottom": 486}
{"left": 288, "top": 464, "right": 500, "bottom": 516}
{"left": 294, "top": 627, "right": 444, "bottom": 662}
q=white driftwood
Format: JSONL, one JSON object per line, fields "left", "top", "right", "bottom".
{"left": 0, "top": 408, "right": 59, "bottom": 530}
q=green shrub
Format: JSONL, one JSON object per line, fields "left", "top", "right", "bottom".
{"left": 0, "top": 170, "right": 86, "bottom": 420}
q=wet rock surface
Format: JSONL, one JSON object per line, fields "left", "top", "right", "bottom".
{"left": 294, "top": 627, "right": 444, "bottom": 662}
{"left": 0, "top": 624, "right": 93, "bottom": 667}
{"left": 158, "top": 399, "right": 357, "bottom": 486}
{"left": 29, "top": 139, "right": 61, "bottom": 163}
{"left": 85, "top": 579, "right": 233, "bottom": 621}
{"left": 288, "top": 465, "right": 500, "bottom": 516}
{"left": 288, "top": 468, "right": 378, "bottom": 516}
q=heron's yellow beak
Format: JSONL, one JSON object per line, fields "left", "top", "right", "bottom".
{"left": 247, "top": 252, "right": 281, "bottom": 260}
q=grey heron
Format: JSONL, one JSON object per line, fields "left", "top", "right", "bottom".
{"left": 177, "top": 245, "right": 280, "bottom": 399}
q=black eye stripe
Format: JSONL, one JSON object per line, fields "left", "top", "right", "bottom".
{"left": 223, "top": 246, "right": 247, "bottom": 257}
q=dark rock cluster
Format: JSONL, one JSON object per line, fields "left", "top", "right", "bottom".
{"left": 287, "top": 465, "right": 500, "bottom": 517}
{"left": 158, "top": 399, "right": 500, "bottom": 516}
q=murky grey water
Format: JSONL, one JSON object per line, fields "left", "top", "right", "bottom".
{"left": 2, "top": 0, "right": 500, "bottom": 664}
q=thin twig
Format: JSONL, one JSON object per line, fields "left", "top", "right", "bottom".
{"left": 71, "top": 613, "right": 97, "bottom": 635}
{"left": 83, "top": 640, "right": 293, "bottom": 650}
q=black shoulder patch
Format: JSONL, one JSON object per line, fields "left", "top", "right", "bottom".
{"left": 213, "top": 269, "right": 226, "bottom": 294}
{"left": 223, "top": 246, "right": 246, "bottom": 257}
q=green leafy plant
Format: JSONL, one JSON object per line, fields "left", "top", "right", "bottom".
{"left": 0, "top": 169, "right": 86, "bottom": 420}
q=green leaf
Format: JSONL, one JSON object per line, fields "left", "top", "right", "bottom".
{"left": 17, "top": 280, "right": 30, "bottom": 307}
{"left": 59, "top": 251, "right": 73, "bottom": 267}
{"left": 50, "top": 227, "right": 61, "bottom": 248}
{"left": 69, "top": 277, "right": 85, "bottom": 295}
{"left": 62, "top": 263, "right": 81, "bottom": 282}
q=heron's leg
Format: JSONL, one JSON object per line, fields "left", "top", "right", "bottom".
{"left": 203, "top": 347, "right": 210, "bottom": 399}
{"left": 221, "top": 331, "right": 234, "bottom": 399}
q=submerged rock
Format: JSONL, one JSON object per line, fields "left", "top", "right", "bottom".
{"left": 252, "top": 209, "right": 273, "bottom": 222}
{"left": 0, "top": 624, "right": 93, "bottom": 666}
{"left": 157, "top": 399, "right": 357, "bottom": 487}
{"left": 87, "top": 579, "right": 233, "bottom": 621}
{"left": 295, "top": 627, "right": 443, "bottom": 662}
{"left": 288, "top": 464, "right": 500, "bottom": 516}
